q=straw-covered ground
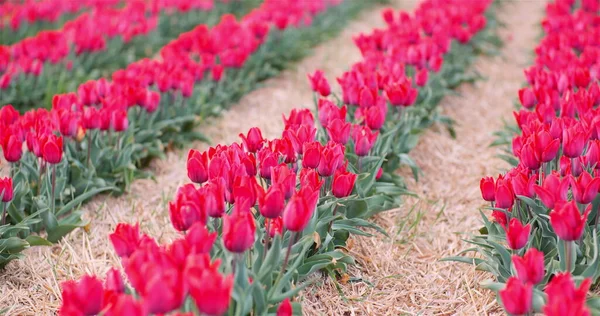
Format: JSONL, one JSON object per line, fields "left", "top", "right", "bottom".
{"left": 301, "top": 1, "right": 544, "bottom": 315}
{"left": 0, "top": 0, "right": 543, "bottom": 314}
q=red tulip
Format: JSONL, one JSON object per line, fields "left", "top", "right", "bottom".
{"left": 283, "top": 187, "right": 319, "bottom": 232}
{"left": 326, "top": 118, "right": 351, "bottom": 144}
{"left": 415, "top": 68, "right": 428, "bottom": 87}
{"left": 2, "top": 133, "right": 22, "bottom": 162}
{"left": 110, "top": 110, "right": 128, "bottom": 132}
{"left": 384, "top": 81, "right": 418, "bottom": 107}
{"left": 302, "top": 141, "right": 322, "bottom": 169}
{"left": 495, "top": 176, "right": 514, "bottom": 209}
{"left": 352, "top": 125, "right": 378, "bottom": 157}
{"left": 188, "top": 267, "right": 233, "bottom": 316}
{"left": 533, "top": 173, "right": 570, "bottom": 209}
{"left": 308, "top": 70, "right": 331, "bottom": 97}
{"left": 499, "top": 277, "right": 532, "bottom": 315}
{"left": 318, "top": 99, "right": 347, "bottom": 128}
{"left": 520, "top": 140, "right": 541, "bottom": 170}
{"left": 550, "top": 201, "right": 591, "bottom": 241}
{"left": 0, "top": 177, "right": 13, "bottom": 203}
{"left": 317, "top": 142, "right": 345, "bottom": 177}
{"left": 258, "top": 147, "right": 280, "bottom": 179}
{"left": 109, "top": 223, "right": 141, "bottom": 258}
{"left": 332, "top": 169, "right": 357, "bottom": 198}
{"left": 187, "top": 149, "right": 209, "bottom": 184}
{"left": 300, "top": 168, "right": 324, "bottom": 192}
{"left": 60, "top": 275, "right": 104, "bottom": 316}
{"left": 169, "top": 184, "right": 207, "bottom": 232}
{"left": 277, "top": 298, "right": 293, "bottom": 316}
{"left": 504, "top": 218, "right": 530, "bottom": 250}
{"left": 212, "top": 64, "right": 224, "bottom": 81}
{"left": 271, "top": 164, "right": 296, "bottom": 199}
{"left": 535, "top": 130, "right": 560, "bottom": 163}
{"left": 240, "top": 127, "right": 264, "bottom": 153}
{"left": 571, "top": 171, "right": 600, "bottom": 204}
{"left": 202, "top": 180, "right": 226, "bottom": 218}
{"left": 364, "top": 105, "right": 386, "bottom": 130}
{"left": 562, "top": 124, "right": 588, "bottom": 158}
{"left": 518, "top": 87, "right": 537, "bottom": 108}
{"left": 266, "top": 217, "right": 283, "bottom": 238}
{"left": 543, "top": 272, "right": 591, "bottom": 316}
{"left": 103, "top": 294, "right": 145, "bottom": 316}
{"left": 283, "top": 108, "right": 315, "bottom": 129}
{"left": 185, "top": 222, "right": 217, "bottom": 254}
{"left": 104, "top": 268, "right": 125, "bottom": 294}
{"left": 510, "top": 172, "right": 536, "bottom": 199}
{"left": 43, "top": 134, "right": 63, "bottom": 164}
{"left": 222, "top": 200, "right": 256, "bottom": 253}
{"left": 0, "top": 105, "right": 19, "bottom": 125}
{"left": 258, "top": 185, "right": 286, "bottom": 219}
{"left": 492, "top": 210, "right": 508, "bottom": 227}
{"left": 480, "top": 177, "right": 495, "bottom": 202}
{"left": 512, "top": 248, "right": 545, "bottom": 285}
{"left": 585, "top": 139, "right": 600, "bottom": 168}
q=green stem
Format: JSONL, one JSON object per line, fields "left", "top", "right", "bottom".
{"left": 51, "top": 164, "right": 57, "bottom": 215}
{"left": 274, "top": 231, "right": 296, "bottom": 287}
{"left": 565, "top": 240, "right": 572, "bottom": 272}
{"left": 263, "top": 219, "right": 271, "bottom": 262}
{"left": 327, "top": 205, "right": 338, "bottom": 236}
{"left": 2, "top": 202, "right": 6, "bottom": 225}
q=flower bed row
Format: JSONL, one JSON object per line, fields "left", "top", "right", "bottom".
{"left": 0, "top": 0, "right": 119, "bottom": 45}
{"left": 53, "top": 0, "right": 502, "bottom": 315}
{"left": 0, "top": 0, "right": 386, "bottom": 269}
{"left": 451, "top": 0, "right": 600, "bottom": 314}
{"left": 0, "top": 0, "right": 257, "bottom": 111}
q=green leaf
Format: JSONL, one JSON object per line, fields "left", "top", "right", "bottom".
{"left": 25, "top": 235, "right": 53, "bottom": 246}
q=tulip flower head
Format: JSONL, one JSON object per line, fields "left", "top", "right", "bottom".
{"left": 499, "top": 277, "right": 532, "bottom": 315}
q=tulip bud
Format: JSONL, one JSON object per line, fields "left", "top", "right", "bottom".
{"left": 169, "top": 184, "right": 207, "bottom": 232}
{"left": 494, "top": 177, "right": 514, "bottom": 209}
{"left": 258, "top": 147, "right": 279, "bottom": 179}
{"left": 258, "top": 185, "right": 286, "bottom": 219}
{"left": 518, "top": 87, "right": 537, "bottom": 108}
{"left": 504, "top": 218, "right": 530, "bottom": 250}
{"left": 187, "top": 149, "right": 209, "bottom": 184}
{"left": 240, "top": 127, "right": 264, "bottom": 153}
{"left": 222, "top": 200, "right": 256, "bottom": 253}
{"left": 479, "top": 177, "right": 495, "bottom": 202}
{"left": 283, "top": 187, "right": 319, "bottom": 232}
{"left": 332, "top": 169, "right": 357, "bottom": 198}
{"left": 307, "top": 70, "right": 331, "bottom": 97}
{"left": 302, "top": 141, "right": 322, "bottom": 169}
{"left": 499, "top": 277, "right": 532, "bottom": 315}
{"left": 2, "top": 133, "right": 22, "bottom": 162}
{"left": 512, "top": 248, "right": 545, "bottom": 285}
{"left": 60, "top": 275, "right": 104, "bottom": 316}
{"left": 364, "top": 105, "right": 386, "bottom": 130}
{"left": 271, "top": 164, "right": 296, "bottom": 199}
{"left": 0, "top": 177, "right": 13, "bottom": 202}
{"left": 352, "top": 125, "right": 378, "bottom": 157}
{"left": 202, "top": 180, "right": 226, "bottom": 218}
{"left": 43, "top": 134, "right": 63, "bottom": 164}
{"left": 277, "top": 298, "right": 293, "bottom": 316}
{"left": 550, "top": 201, "right": 591, "bottom": 241}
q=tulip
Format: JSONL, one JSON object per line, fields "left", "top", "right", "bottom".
{"left": 415, "top": 68, "right": 428, "bottom": 87}
{"left": 202, "top": 180, "right": 226, "bottom": 218}
{"left": 266, "top": 217, "right": 283, "bottom": 238}
{"left": 308, "top": 70, "right": 331, "bottom": 97}
{"left": 240, "top": 127, "right": 264, "bottom": 153}
{"left": 258, "top": 185, "right": 286, "bottom": 219}
{"left": 585, "top": 139, "right": 600, "bottom": 168}
{"left": 317, "top": 142, "right": 345, "bottom": 177}
{"left": 550, "top": 200, "right": 590, "bottom": 241}
{"left": 480, "top": 177, "right": 495, "bottom": 202}
{"left": 169, "top": 184, "right": 207, "bottom": 232}
{"left": 185, "top": 222, "right": 217, "bottom": 254}
{"left": 302, "top": 141, "right": 322, "bottom": 169}
{"left": 571, "top": 171, "right": 600, "bottom": 204}
{"left": 272, "top": 164, "right": 296, "bottom": 199}
{"left": 43, "top": 134, "right": 63, "bottom": 164}
{"left": 283, "top": 188, "right": 319, "bottom": 232}
{"left": 272, "top": 137, "right": 297, "bottom": 164}
{"left": 188, "top": 267, "right": 233, "bottom": 316}
{"left": 562, "top": 125, "right": 588, "bottom": 158}
{"left": 364, "top": 105, "right": 386, "bottom": 130}
{"left": 520, "top": 140, "right": 541, "bottom": 170}
{"left": 258, "top": 147, "right": 280, "bottom": 179}
{"left": 518, "top": 87, "right": 537, "bottom": 108}
{"left": 277, "top": 298, "right": 293, "bottom": 316}
{"left": 0, "top": 105, "right": 19, "bottom": 125}
{"left": 222, "top": 201, "right": 256, "bottom": 253}
{"left": 504, "top": 218, "right": 530, "bottom": 250}
{"left": 352, "top": 125, "right": 378, "bottom": 157}
{"left": 187, "top": 149, "right": 209, "bottom": 184}
{"left": 283, "top": 125, "right": 316, "bottom": 154}
{"left": 0, "top": 177, "right": 13, "bottom": 203}
{"left": 300, "top": 168, "right": 324, "bottom": 192}
{"left": 60, "top": 275, "right": 104, "bottom": 316}
{"left": 326, "top": 118, "right": 351, "bottom": 144}
{"left": 533, "top": 173, "right": 570, "bottom": 209}
{"left": 2, "top": 133, "right": 22, "bottom": 162}
{"left": 495, "top": 177, "right": 514, "bottom": 209}
{"left": 384, "top": 81, "right": 418, "bottom": 107}
{"left": 104, "top": 268, "right": 125, "bottom": 294}
{"left": 543, "top": 272, "right": 591, "bottom": 316}
{"left": 499, "top": 277, "right": 532, "bottom": 315}
{"left": 318, "top": 99, "right": 347, "bottom": 128}
{"left": 510, "top": 172, "right": 536, "bottom": 199}
{"left": 109, "top": 223, "right": 142, "bottom": 258}
{"left": 283, "top": 108, "right": 315, "bottom": 129}
{"left": 232, "top": 175, "right": 260, "bottom": 207}
{"left": 332, "top": 169, "right": 357, "bottom": 198}
{"left": 110, "top": 110, "right": 128, "bottom": 132}
{"left": 535, "top": 131, "right": 560, "bottom": 163}
{"left": 103, "top": 294, "right": 145, "bottom": 316}
{"left": 512, "top": 248, "right": 545, "bottom": 285}
{"left": 492, "top": 210, "right": 508, "bottom": 227}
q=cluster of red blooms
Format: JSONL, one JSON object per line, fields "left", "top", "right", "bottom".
{"left": 0, "top": 0, "right": 217, "bottom": 88}
{"left": 479, "top": 0, "right": 600, "bottom": 314}
{"left": 0, "top": 0, "right": 346, "bottom": 170}
{"left": 0, "top": 0, "right": 118, "bottom": 32}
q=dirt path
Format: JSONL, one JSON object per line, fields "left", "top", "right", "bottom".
{"left": 0, "top": 1, "right": 418, "bottom": 314}
{"left": 301, "top": 1, "right": 545, "bottom": 315}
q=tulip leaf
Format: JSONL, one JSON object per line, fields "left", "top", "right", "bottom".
{"left": 25, "top": 235, "right": 52, "bottom": 247}
{"left": 56, "top": 186, "right": 116, "bottom": 217}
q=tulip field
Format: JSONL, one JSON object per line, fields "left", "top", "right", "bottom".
{"left": 3, "top": 0, "right": 600, "bottom": 314}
